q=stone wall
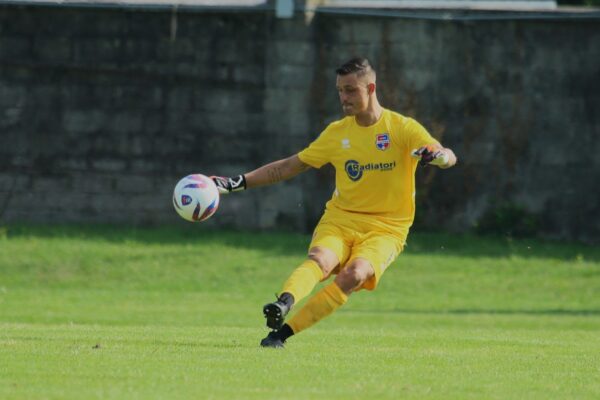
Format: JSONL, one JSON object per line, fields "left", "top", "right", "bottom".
{"left": 0, "top": 4, "right": 598, "bottom": 242}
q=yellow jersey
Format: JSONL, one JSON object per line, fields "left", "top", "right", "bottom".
{"left": 298, "top": 109, "right": 438, "bottom": 225}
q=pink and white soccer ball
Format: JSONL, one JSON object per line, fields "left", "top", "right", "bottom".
{"left": 172, "top": 174, "right": 220, "bottom": 222}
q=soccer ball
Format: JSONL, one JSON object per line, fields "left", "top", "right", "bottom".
{"left": 172, "top": 174, "right": 220, "bottom": 222}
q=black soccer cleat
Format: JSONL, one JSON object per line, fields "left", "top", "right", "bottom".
{"left": 263, "top": 298, "right": 291, "bottom": 330}
{"left": 260, "top": 330, "right": 286, "bottom": 348}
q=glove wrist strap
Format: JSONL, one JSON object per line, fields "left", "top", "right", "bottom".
{"left": 229, "top": 175, "right": 246, "bottom": 192}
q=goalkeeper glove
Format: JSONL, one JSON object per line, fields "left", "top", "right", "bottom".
{"left": 211, "top": 175, "right": 246, "bottom": 194}
{"left": 411, "top": 146, "right": 449, "bottom": 167}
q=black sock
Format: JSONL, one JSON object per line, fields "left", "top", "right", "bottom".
{"left": 279, "top": 292, "right": 295, "bottom": 308}
{"left": 278, "top": 324, "right": 294, "bottom": 341}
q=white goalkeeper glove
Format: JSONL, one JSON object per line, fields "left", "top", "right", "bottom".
{"left": 211, "top": 175, "right": 246, "bottom": 194}
{"left": 411, "top": 146, "right": 449, "bottom": 167}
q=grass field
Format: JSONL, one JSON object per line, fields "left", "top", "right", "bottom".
{"left": 1, "top": 225, "right": 599, "bottom": 399}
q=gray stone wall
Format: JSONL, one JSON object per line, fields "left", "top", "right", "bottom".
{"left": 0, "top": 4, "right": 598, "bottom": 242}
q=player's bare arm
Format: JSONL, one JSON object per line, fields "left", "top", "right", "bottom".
{"left": 245, "top": 155, "right": 311, "bottom": 189}
{"left": 212, "top": 155, "right": 311, "bottom": 194}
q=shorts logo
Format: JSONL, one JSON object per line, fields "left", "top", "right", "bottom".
{"left": 344, "top": 159, "right": 397, "bottom": 182}
{"left": 181, "top": 195, "right": 193, "bottom": 205}
{"left": 376, "top": 133, "right": 390, "bottom": 151}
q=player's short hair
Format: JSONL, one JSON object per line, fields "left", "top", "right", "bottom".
{"left": 335, "top": 57, "right": 376, "bottom": 79}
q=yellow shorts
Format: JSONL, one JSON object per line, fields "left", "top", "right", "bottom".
{"left": 309, "top": 210, "right": 409, "bottom": 291}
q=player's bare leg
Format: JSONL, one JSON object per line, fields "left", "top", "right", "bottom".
{"left": 333, "top": 258, "right": 375, "bottom": 294}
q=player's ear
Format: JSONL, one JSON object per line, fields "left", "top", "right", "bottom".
{"left": 367, "top": 83, "right": 376, "bottom": 95}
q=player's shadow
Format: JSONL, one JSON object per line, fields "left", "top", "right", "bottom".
{"left": 13, "top": 335, "right": 246, "bottom": 349}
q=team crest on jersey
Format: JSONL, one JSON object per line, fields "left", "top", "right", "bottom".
{"left": 376, "top": 133, "right": 390, "bottom": 151}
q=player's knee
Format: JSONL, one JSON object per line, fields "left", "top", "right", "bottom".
{"left": 335, "top": 261, "right": 373, "bottom": 292}
{"left": 307, "top": 248, "right": 337, "bottom": 277}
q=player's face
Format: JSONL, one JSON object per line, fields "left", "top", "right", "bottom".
{"left": 336, "top": 73, "right": 370, "bottom": 116}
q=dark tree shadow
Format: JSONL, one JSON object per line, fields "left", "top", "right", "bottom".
{"left": 3, "top": 223, "right": 599, "bottom": 262}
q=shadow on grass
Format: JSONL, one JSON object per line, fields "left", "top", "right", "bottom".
{"left": 9, "top": 335, "right": 246, "bottom": 348}
{"left": 3, "top": 223, "right": 599, "bottom": 262}
{"left": 3, "top": 223, "right": 310, "bottom": 257}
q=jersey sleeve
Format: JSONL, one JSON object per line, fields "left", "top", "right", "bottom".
{"left": 297, "top": 127, "right": 333, "bottom": 169}
{"left": 404, "top": 118, "right": 439, "bottom": 150}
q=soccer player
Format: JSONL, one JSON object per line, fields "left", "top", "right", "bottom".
{"left": 212, "top": 58, "right": 457, "bottom": 348}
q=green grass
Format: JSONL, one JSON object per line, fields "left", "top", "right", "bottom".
{"left": 1, "top": 225, "right": 599, "bottom": 399}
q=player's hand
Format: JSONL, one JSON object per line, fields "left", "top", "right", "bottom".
{"left": 211, "top": 175, "right": 246, "bottom": 194}
{"left": 411, "top": 146, "right": 449, "bottom": 167}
